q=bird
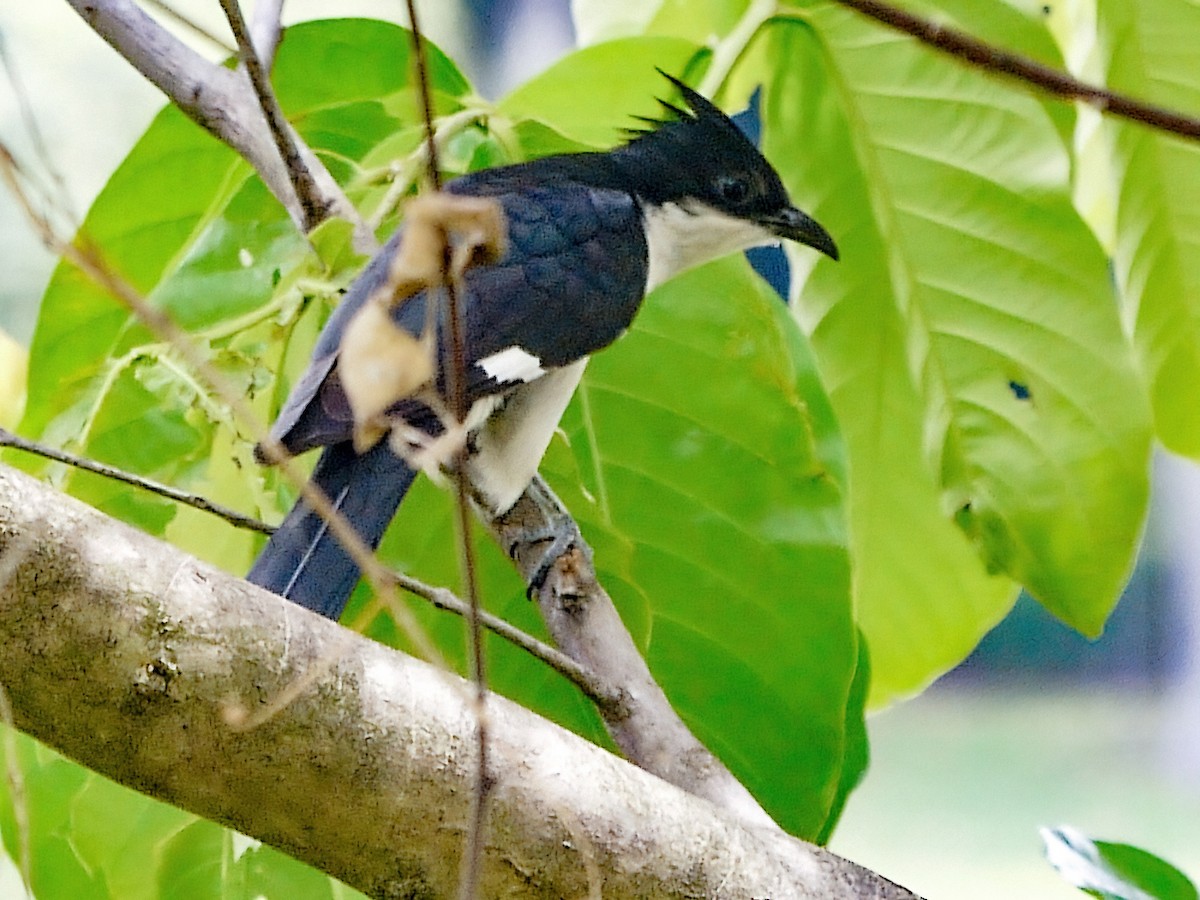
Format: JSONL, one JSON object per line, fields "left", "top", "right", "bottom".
{"left": 247, "top": 71, "right": 839, "bottom": 620}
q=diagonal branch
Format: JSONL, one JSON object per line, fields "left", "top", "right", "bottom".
{"left": 484, "top": 476, "right": 781, "bottom": 830}
{"left": 64, "top": 0, "right": 375, "bottom": 248}
{"left": 830, "top": 0, "right": 1200, "bottom": 140}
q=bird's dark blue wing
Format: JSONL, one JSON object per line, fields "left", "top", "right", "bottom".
{"left": 269, "top": 179, "right": 647, "bottom": 457}
{"left": 250, "top": 177, "right": 648, "bottom": 620}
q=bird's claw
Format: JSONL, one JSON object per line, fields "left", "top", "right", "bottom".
{"left": 516, "top": 514, "right": 579, "bottom": 598}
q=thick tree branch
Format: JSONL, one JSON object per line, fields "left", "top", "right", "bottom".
{"left": 0, "top": 463, "right": 917, "bottom": 900}
{"left": 64, "top": 0, "right": 375, "bottom": 248}
{"left": 830, "top": 0, "right": 1200, "bottom": 140}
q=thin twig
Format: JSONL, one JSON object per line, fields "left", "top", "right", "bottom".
{"left": 392, "top": 572, "right": 624, "bottom": 711}
{"left": 217, "top": 0, "right": 329, "bottom": 230}
{"left": 403, "top": 1, "right": 491, "bottom": 895}
{"left": 830, "top": 0, "right": 1200, "bottom": 140}
{"left": 0, "top": 427, "right": 274, "bottom": 535}
{"left": 407, "top": 0, "right": 443, "bottom": 191}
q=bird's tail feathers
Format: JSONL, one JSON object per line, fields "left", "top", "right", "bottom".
{"left": 246, "top": 441, "right": 417, "bottom": 620}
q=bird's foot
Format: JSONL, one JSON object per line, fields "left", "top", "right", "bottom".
{"left": 512, "top": 513, "right": 582, "bottom": 598}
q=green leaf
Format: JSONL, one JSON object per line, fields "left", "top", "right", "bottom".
{"left": 352, "top": 256, "right": 857, "bottom": 839}
{"left": 0, "top": 725, "right": 366, "bottom": 900}
{"left": 1043, "top": 826, "right": 1199, "bottom": 900}
{"left": 0, "top": 327, "right": 27, "bottom": 428}
{"left": 763, "top": 6, "right": 1151, "bottom": 699}
{"left": 555, "top": 257, "right": 855, "bottom": 839}
{"left": 272, "top": 19, "right": 469, "bottom": 114}
{"left": 1098, "top": 0, "right": 1200, "bottom": 457}
{"left": 498, "top": 36, "right": 702, "bottom": 147}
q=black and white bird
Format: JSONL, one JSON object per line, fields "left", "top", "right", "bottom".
{"left": 247, "top": 72, "right": 838, "bottom": 619}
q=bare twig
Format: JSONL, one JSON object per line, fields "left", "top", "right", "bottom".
{"left": 64, "top": 0, "right": 375, "bottom": 249}
{"left": 402, "top": 2, "right": 492, "bottom": 894}
{"left": 486, "top": 476, "right": 780, "bottom": 831}
{"left": 0, "top": 427, "right": 274, "bottom": 535}
{"left": 218, "top": 0, "right": 328, "bottom": 230}
{"left": 406, "top": 0, "right": 443, "bottom": 191}
{"left": 391, "top": 573, "right": 624, "bottom": 710}
{"left": 830, "top": 0, "right": 1200, "bottom": 140}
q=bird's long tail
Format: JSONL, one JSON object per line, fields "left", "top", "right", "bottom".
{"left": 247, "top": 441, "right": 417, "bottom": 620}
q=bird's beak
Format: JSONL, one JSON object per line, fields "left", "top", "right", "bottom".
{"left": 763, "top": 207, "right": 839, "bottom": 261}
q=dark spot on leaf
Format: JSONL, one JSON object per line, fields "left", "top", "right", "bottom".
{"left": 1042, "top": 4, "right": 1051, "bottom": 14}
{"left": 1008, "top": 379, "right": 1032, "bottom": 401}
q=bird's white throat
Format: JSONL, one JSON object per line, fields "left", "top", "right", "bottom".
{"left": 642, "top": 200, "right": 777, "bottom": 292}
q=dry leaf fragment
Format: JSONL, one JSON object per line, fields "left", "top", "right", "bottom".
{"left": 339, "top": 300, "right": 434, "bottom": 453}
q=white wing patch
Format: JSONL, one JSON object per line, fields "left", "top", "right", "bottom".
{"left": 478, "top": 345, "right": 545, "bottom": 383}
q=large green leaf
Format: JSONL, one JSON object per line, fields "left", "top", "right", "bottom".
{"left": 563, "top": 258, "right": 855, "bottom": 838}
{"left": 357, "top": 256, "right": 857, "bottom": 840}
{"left": 1097, "top": 0, "right": 1200, "bottom": 457}
{"left": 0, "top": 725, "right": 367, "bottom": 900}
{"left": 764, "top": 3, "right": 1151, "bottom": 699}
{"left": 498, "top": 36, "right": 701, "bottom": 146}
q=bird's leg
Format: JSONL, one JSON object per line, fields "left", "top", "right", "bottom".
{"left": 510, "top": 509, "right": 585, "bottom": 598}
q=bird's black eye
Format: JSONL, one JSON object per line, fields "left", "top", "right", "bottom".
{"left": 714, "top": 174, "right": 751, "bottom": 205}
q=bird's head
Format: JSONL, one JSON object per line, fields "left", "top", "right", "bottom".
{"left": 613, "top": 71, "right": 838, "bottom": 279}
